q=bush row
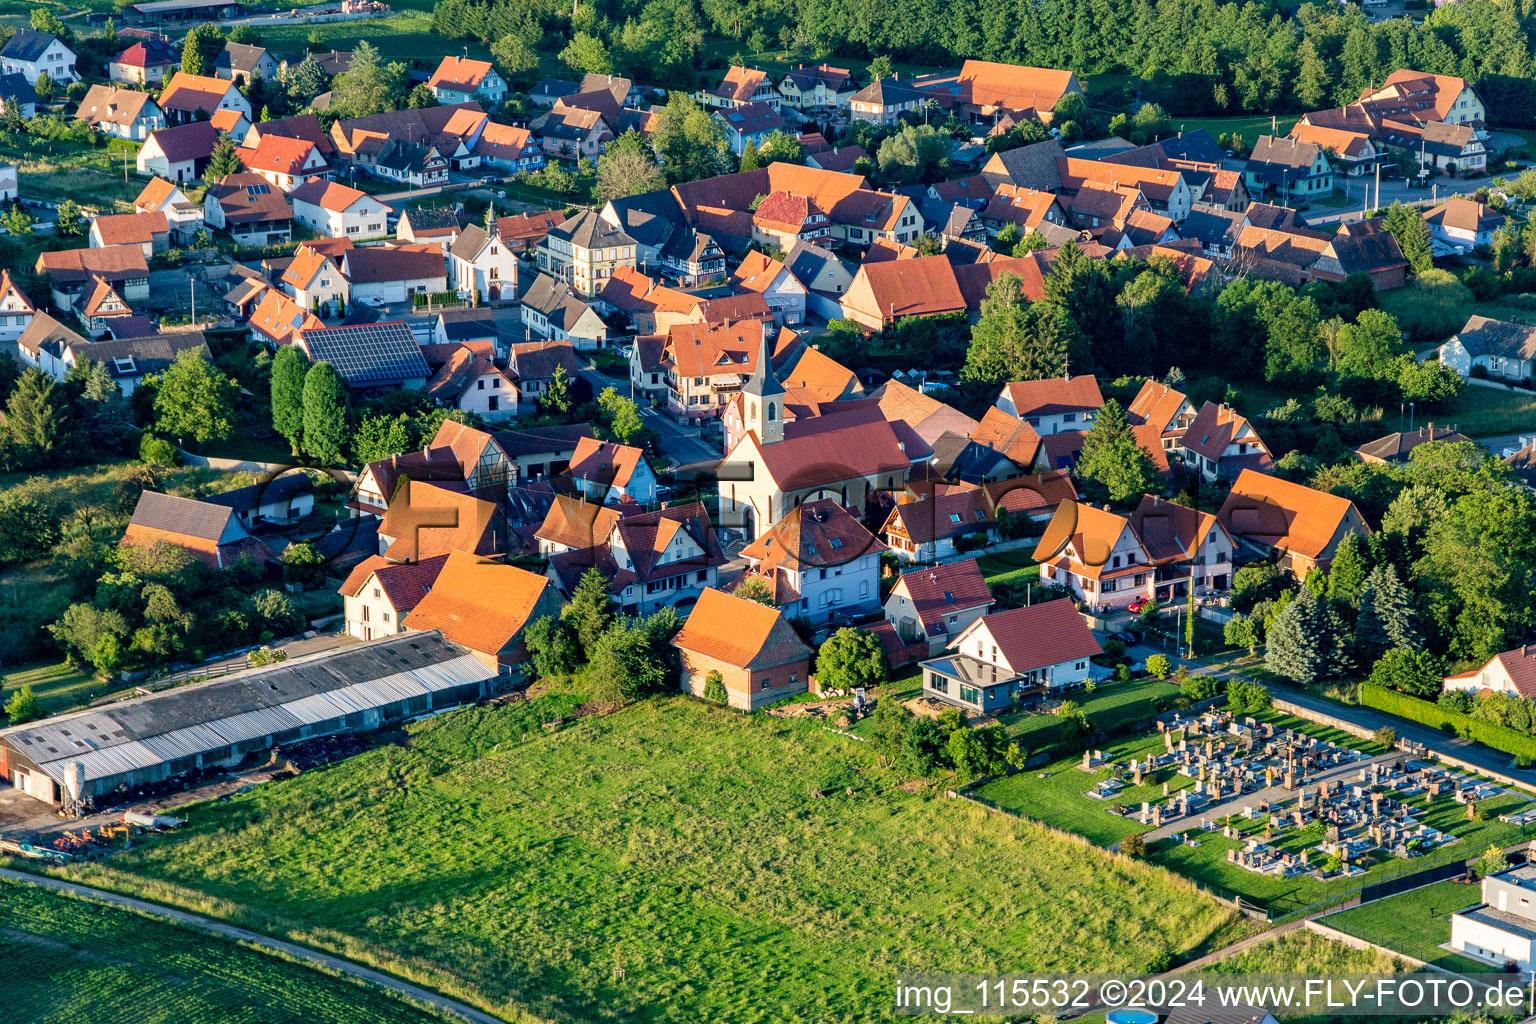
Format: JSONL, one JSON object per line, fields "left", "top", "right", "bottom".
{"left": 1360, "top": 682, "right": 1536, "bottom": 761}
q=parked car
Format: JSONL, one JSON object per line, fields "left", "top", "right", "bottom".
{"left": 1127, "top": 599, "right": 1148, "bottom": 614}
{"left": 1108, "top": 630, "right": 1137, "bottom": 645}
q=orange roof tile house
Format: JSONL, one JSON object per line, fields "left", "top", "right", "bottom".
{"left": 121, "top": 490, "right": 272, "bottom": 570}
{"left": 673, "top": 587, "right": 813, "bottom": 710}
{"left": 1216, "top": 469, "right": 1371, "bottom": 578}
{"left": 404, "top": 551, "right": 560, "bottom": 671}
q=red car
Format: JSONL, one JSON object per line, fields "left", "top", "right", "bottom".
{"left": 1127, "top": 599, "right": 1148, "bottom": 614}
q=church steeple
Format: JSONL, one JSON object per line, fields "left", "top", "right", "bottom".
{"left": 742, "top": 325, "right": 784, "bottom": 445}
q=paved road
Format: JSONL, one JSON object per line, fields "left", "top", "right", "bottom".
{"left": 642, "top": 407, "right": 722, "bottom": 469}
{"left": 0, "top": 868, "right": 508, "bottom": 1024}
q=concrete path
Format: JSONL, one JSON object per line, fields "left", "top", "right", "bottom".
{"left": 0, "top": 868, "right": 508, "bottom": 1024}
{"left": 1169, "top": 917, "right": 1309, "bottom": 973}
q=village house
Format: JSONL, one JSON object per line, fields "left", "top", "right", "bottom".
{"left": 1443, "top": 645, "right": 1536, "bottom": 699}
{"left": 448, "top": 221, "right": 520, "bottom": 303}
{"left": 136, "top": 120, "right": 218, "bottom": 181}
{"left": 280, "top": 242, "right": 347, "bottom": 316}
{"left": 507, "top": 339, "right": 582, "bottom": 409}
{"left": 0, "top": 270, "right": 35, "bottom": 346}
{"left": 247, "top": 287, "right": 321, "bottom": 346}
{"left": 1423, "top": 198, "right": 1504, "bottom": 251}
{"left": 697, "top": 66, "right": 781, "bottom": 111}
{"left": 474, "top": 121, "right": 543, "bottom": 174}
{"left": 660, "top": 318, "right": 796, "bottom": 421}
{"left": 673, "top": 587, "right": 813, "bottom": 710}
{"left": 1359, "top": 70, "right": 1485, "bottom": 130}
{"left": 849, "top": 76, "right": 927, "bottom": 126}
{"left": 377, "top": 480, "right": 507, "bottom": 563}
{"left": 121, "top": 490, "right": 272, "bottom": 569}
{"left": 287, "top": 177, "right": 391, "bottom": 240}
{"left": 397, "top": 206, "right": 463, "bottom": 246}
{"left": 243, "top": 112, "right": 337, "bottom": 160}
{"left": 882, "top": 485, "right": 998, "bottom": 563}
{"left": 1217, "top": 469, "right": 1371, "bottom": 577}
{"left": 931, "top": 60, "right": 1083, "bottom": 125}
{"left": 530, "top": 103, "right": 614, "bottom": 161}
{"left": 519, "top": 274, "right": 608, "bottom": 348}
{"left": 1127, "top": 379, "right": 1199, "bottom": 451}
{"left": 547, "top": 501, "right": 726, "bottom": 617}
{"left": 1438, "top": 315, "right": 1536, "bottom": 383}
{"left": 88, "top": 211, "right": 170, "bottom": 257}
{"left": 714, "top": 101, "right": 789, "bottom": 156}
{"left": 109, "top": 38, "right": 179, "bottom": 86}
{"left": 729, "top": 251, "right": 807, "bottom": 325}
{"left": 1036, "top": 495, "right": 1235, "bottom": 610}
{"left": 1179, "top": 401, "right": 1273, "bottom": 482}
{"left": 883, "top": 557, "right": 995, "bottom": 655}
{"left": 0, "top": 80, "right": 33, "bottom": 120}
{"left": 75, "top": 84, "right": 165, "bottom": 141}
{"left": 1354, "top": 424, "right": 1470, "bottom": 466}
{"left": 213, "top": 42, "right": 276, "bottom": 85}
{"left": 427, "top": 56, "right": 506, "bottom": 107}
{"left": 778, "top": 64, "right": 857, "bottom": 111}
{"left": 294, "top": 320, "right": 430, "bottom": 394}
{"left": 158, "top": 71, "right": 250, "bottom": 123}
{"left": 1286, "top": 123, "right": 1379, "bottom": 177}
{"left": 494, "top": 423, "right": 594, "bottom": 481}
{"left": 80, "top": 279, "right": 137, "bottom": 337}
{"left": 539, "top": 208, "right": 637, "bottom": 297}
{"left": 737, "top": 499, "right": 884, "bottom": 624}
{"left": 404, "top": 551, "right": 559, "bottom": 672}
{"left": 1231, "top": 216, "right": 1408, "bottom": 290}
{"left": 839, "top": 252, "right": 1036, "bottom": 329}
{"left": 210, "top": 107, "right": 253, "bottom": 142}
{"left": 341, "top": 553, "right": 448, "bottom": 642}
{"left": 497, "top": 210, "right": 565, "bottom": 254}
{"left": 994, "top": 374, "right": 1102, "bottom": 434}
{"left": 204, "top": 172, "right": 291, "bottom": 246}
{"left": 133, "top": 176, "right": 204, "bottom": 243}
{"left": 786, "top": 240, "right": 856, "bottom": 320}
{"left": 534, "top": 494, "right": 629, "bottom": 556}
{"left": 237, "top": 134, "right": 330, "bottom": 191}
{"left": 1419, "top": 119, "right": 1487, "bottom": 175}
{"left": 565, "top": 437, "right": 658, "bottom": 505}
{"left": 423, "top": 345, "right": 518, "bottom": 421}
{"left": 0, "top": 30, "right": 76, "bottom": 85}
{"left": 328, "top": 103, "right": 485, "bottom": 177}
{"left": 204, "top": 474, "right": 316, "bottom": 531}
{"left": 1449, "top": 865, "right": 1536, "bottom": 973}
{"left": 16, "top": 312, "right": 83, "bottom": 378}
{"left": 36, "top": 246, "right": 150, "bottom": 312}
{"left": 1060, "top": 156, "right": 1192, "bottom": 222}
{"left": 341, "top": 244, "right": 447, "bottom": 307}
{"left": 1244, "top": 136, "right": 1334, "bottom": 204}
{"left": 921, "top": 600, "right": 1101, "bottom": 714}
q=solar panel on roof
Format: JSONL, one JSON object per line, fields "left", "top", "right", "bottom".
{"left": 246, "top": 183, "right": 270, "bottom": 195}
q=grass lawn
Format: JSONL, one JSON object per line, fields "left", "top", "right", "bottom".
{"left": 0, "top": 136, "right": 143, "bottom": 211}
{"left": 1434, "top": 385, "right": 1536, "bottom": 439}
{"left": 975, "top": 552, "right": 1039, "bottom": 587}
{"left": 1208, "top": 926, "right": 1401, "bottom": 974}
{"left": 999, "top": 678, "right": 1181, "bottom": 750}
{"left": 1176, "top": 114, "right": 1300, "bottom": 147}
{"left": 0, "top": 660, "right": 111, "bottom": 718}
{"left": 41, "top": 689, "right": 1254, "bottom": 1023}
{"left": 1322, "top": 879, "right": 1492, "bottom": 972}
{"left": 260, "top": 12, "right": 481, "bottom": 66}
{"left": 0, "top": 879, "right": 459, "bottom": 1024}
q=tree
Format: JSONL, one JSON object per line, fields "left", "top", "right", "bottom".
{"left": 1127, "top": 102, "right": 1171, "bottom": 146}
{"left": 589, "top": 618, "right": 669, "bottom": 701}
{"left": 299, "top": 360, "right": 349, "bottom": 463}
{"left": 0, "top": 491, "right": 62, "bottom": 563}
{"left": 562, "top": 566, "right": 614, "bottom": 654}
{"left": 154, "top": 349, "right": 236, "bottom": 445}
{"left": 279, "top": 541, "right": 325, "bottom": 588}
{"left": 596, "top": 134, "right": 666, "bottom": 201}
{"left": 738, "top": 139, "right": 760, "bottom": 172}
{"left": 541, "top": 364, "right": 573, "bottom": 415}
{"left": 270, "top": 345, "right": 307, "bottom": 454}
{"left": 960, "top": 275, "right": 1072, "bottom": 383}
{"left": 285, "top": 54, "right": 328, "bottom": 104}
{"left": 2, "top": 203, "right": 33, "bottom": 239}
{"left": 3, "top": 684, "right": 42, "bottom": 725}
{"left": 1334, "top": 309, "right": 1404, "bottom": 379}
{"left": 648, "top": 93, "right": 732, "bottom": 184}
{"left": 1373, "top": 726, "right": 1397, "bottom": 749}
{"left": 54, "top": 199, "right": 85, "bottom": 237}
{"left": 1146, "top": 654, "right": 1171, "bottom": 680}
{"left": 702, "top": 669, "right": 728, "bottom": 705}
{"left": 559, "top": 32, "right": 613, "bottom": 76}
{"left": 815, "top": 627, "right": 887, "bottom": 691}
{"left": 875, "top": 123, "right": 950, "bottom": 185}
{"left": 1325, "top": 532, "right": 1368, "bottom": 606}
{"left": 1416, "top": 487, "right": 1536, "bottom": 661}
{"left": 1366, "top": 647, "right": 1444, "bottom": 699}
{"left": 524, "top": 614, "right": 580, "bottom": 677}
{"left": 206, "top": 135, "right": 243, "bottom": 182}
{"left": 1354, "top": 563, "right": 1419, "bottom": 660}
{"left": 5, "top": 368, "right": 69, "bottom": 454}
{"left": 1122, "top": 832, "right": 1147, "bottom": 857}
{"left": 1294, "top": 38, "right": 1332, "bottom": 109}
{"left": 1381, "top": 202, "right": 1433, "bottom": 275}
{"left": 1075, "top": 398, "right": 1158, "bottom": 505}
{"left": 330, "top": 41, "right": 400, "bottom": 119}
{"left": 756, "top": 130, "right": 803, "bottom": 165}
{"left": 867, "top": 55, "right": 894, "bottom": 81}
{"left": 1223, "top": 615, "right": 1261, "bottom": 656}
{"left": 1478, "top": 844, "right": 1510, "bottom": 878}
{"left": 732, "top": 575, "right": 776, "bottom": 606}
{"left": 1264, "top": 587, "right": 1349, "bottom": 685}
{"left": 350, "top": 412, "right": 414, "bottom": 464}
{"left": 491, "top": 34, "right": 538, "bottom": 81}
{"left": 180, "top": 31, "right": 205, "bottom": 76}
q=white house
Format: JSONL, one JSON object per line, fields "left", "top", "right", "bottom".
{"left": 424, "top": 346, "right": 518, "bottom": 420}
{"left": 0, "top": 162, "right": 15, "bottom": 203}
{"left": 339, "top": 553, "right": 448, "bottom": 643}
{"left": 136, "top": 122, "right": 217, "bottom": 183}
{"left": 133, "top": 177, "right": 205, "bottom": 244}
{"left": 0, "top": 30, "right": 76, "bottom": 86}
{"left": 729, "top": 251, "right": 806, "bottom": 325}
{"left": 341, "top": 244, "right": 447, "bottom": 307}
{"left": 883, "top": 557, "right": 995, "bottom": 655}
{"left": 1424, "top": 198, "right": 1504, "bottom": 251}
{"left": 74, "top": 84, "right": 164, "bottom": 141}
{"left": 1443, "top": 645, "right": 1536, "bottom": 699}
{"left": 920, "top": 600, "right": 1102, "bottom": 715}
{"left": 237, "top": 135, "right": 330, "bottom": 192}
{"left": 426, "top": 56, "right": 506, "bottom": 106}
{"left": 448, "top": 221, "right": 520, "bottom": 304}
{"left": 158, "top": 72, "right": 250, "bottom": 124}
{"left": 520, "top": 274, "right": 609, "bottom": 349}
{"left": 0, "top": 270, "right": 35, "bottom": 345}
{"left": 288, "top": 177, "right": 392, "bottom": 239}
{"left": 994, "top": 375, "right": 1103, "bottom": 434}
{"left": 281, "top": 243, "right": 349, "bottom": 317}
{"left": 737, "top": 499, "right": 884, "bottom": 625}
{"left": 1178, "top": 401, "right": 1273, "bottom": 483}
{"left": 566, "top": 437, "right": 658, "bottom": 505}
{"left": 1449, "top": 864, "right": 1536, "bottom": 972}
{"left": 1438, "top": 315, "right": 1536, "bottom": 383}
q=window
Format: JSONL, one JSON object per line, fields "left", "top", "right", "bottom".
{"left": 477, "top": 379, "right": 485, "bottom": 390}
{"left": 382, "top": 611, "right": 390, "bottom": 623}
{"left": 930, "top": 674, "right": 948, "bottom": 694}
{"left": 761, "top": 678, "right": 771, "bottom": 691}
{"left": 960, "top": 685, "right": 980, "bottom": 705}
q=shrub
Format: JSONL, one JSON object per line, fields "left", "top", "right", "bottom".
{"left": 1373, "top": 726, "right": 1397, "bottom": 749}
{"left": 702, "top": 669, "right": 727, "bottom": 705}
{"left": 1102, "top": 637, "right": 1126, "bottom": 659}
{"left": 1362, "top": 682, "right": 1536, "bottom": 760}
{"left": 1122, "top": 832, "right": 1147, "bottom": 857}
{"left": 4, "top": 684, "right": 42, "bottom": 724}
{"left": 1146, "top": 654, "right": 1171, "bottom": 680}
{"left": 138, "top": 433, "right": 180, "bottom": 466}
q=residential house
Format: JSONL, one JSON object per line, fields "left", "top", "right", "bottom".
{"left": 158, "top": 72, "right": 250, "bottom": 123}
{"left": 280, "top": 242, "right": 347, "bottom": 315}
{"left": 994, "top": 375, "right": 1103, "bottom": 434}
{"left": 372, "top": 140, "right": 451, "bottom": 188}
{"left": 661, "top": 319, "right": 796, "bottom": 421}
{"left": 0, "top": 270, "right": 35, "bottom": 345}
{"left": 1420, "top": 120, "right": 1487, "bottom": 174}
{"left": 293, "top": 320, "right": 430, "bottom": 393}
{"left": 1443, "top": 646, "right": 1536, "bottom": 699}
{"left": 243, "top": 112, "right": 337, "bottom": 162}
{"left": 548, "top": 501, "right": 726, "bottom": 616}
{"left": 848, "top": 76, "right": 927, "bottom": 126}
{"left": 1216, "top": 469, "right": 1371, "bottom": 577}
{"left": 1244, "top": 136, "right": 1333, "bottom": 204}
{"left": 529, "top": 77, "right": 580, "bottom": 109}
{"left": 36, "top": 246, "right": 150, "bottom": 311}
{"left": 737, "top": 499, "right": 884, "bottom": 623}
{"left": 497, "top": 209, "right": 565, "bottom": 254}
{"left": 884, "top": 557, "right": 994, "bottom": 654}
{"left": 341, "top": 244, "right": 447, "bottom": 307}
{"left": 566, "top": 437, "right": 658, "bottom": 505}
{"left": 1424, "top": 198, "right": 1504, "bottom": 251}
{"left": 427, "top": 56, "right": 506, "bottom": 107}
{"left": 16, "top": 312, "right": 82, "bottom": 377}
{"left": 882, "top": 485, "right": 997, "bottom": 562}
{"left": 519, "top": 274, "right": 608, "bottom": 348}
{"left": 673, "top": 588, "right": 812, "bottom": 710}
{"left": 204, "top": 474, "right": 316, "bottom": 530}
{"left": 109, "top": 38, "right": 179, "bottom": 87}
{"left": 473, "top": 121, "right": 543, "bottom": 174}
{"left": 534, "top": 494, "right": 629, "bottom": 555}
{"left": 980, "top": 138, "right": 1067, "bottom": 192}
{"left": 493, "top": 422, "right": 594, "bottom": 480}
{"left": 377, "top": 480, "right": 508, "bottom": 562}
{"left": 0, "top": 30, "right": 76, "bottom": 85}
{"left": 1448, "top": 865, "right": 1536, "bottom": 973}
{"left": 874, "top": 378, "right": 979, "bottom": 449}
{"left": 423, "top": 345, "right": 518, "bottom": 421}
{"left": 538, "top": 208, "right": 636, "bottom": 297}
{"left": 121, "top": 488, "right": 272, "bottom": 569}
{"left": 1359, "top": 70, "right": 1485, "bottom": 128}
{"left": 1438, "top": 315, "right": 1536, "bottom": 383}
{"left": 1354, "top": 424, "right": 1470, "bottom": 465}
{"left": 529, "top": 103, "right": 613, "bottom": 161}
{"left": 404, "top": 551, "right": 559, "bottom": 672}
{"left": 397, "top": 206, "right": 463, "bottom": 246}
{"left": 209, "top": 107, "right": 252, "bottom": 141}
{"left": 920, "top": 600, "right": 1101, "bottom": 714}
{"left": 136, "top": 120, "right": 218, "bottom": 181}
{"left": 340, "top": 553, "right": 449, "bottom": 642}
{"left": 448, "top": 221, "right": 519, "bottom": 303}
{"left": 1035, "top": 495, "right": 1235, "bottom": 611}
{"left": 133, "top": 176, "right": 203, "bottom": 243}
{"left": 75, "top": 84, "right": 164, "bottom": 141}
{"left": 213, "top": 42, "right": 276, "bottom": 85}
{"left": 1059, "top": 156, "right": 1193, "bottom": 222}
{"left": 1231, "top": 217, "right": 1408, "bottom": 291}
{"left": 968, "top": 406, "right": 1043, "bottom": 469}
{"left": 933, "top": 60, "right": 1083, "bottom": 125}
{"left": 729, "top": 250, "right": 806, "bottom": 324}
{"left": 1287, "top": 123, "right": 1379, "bottom": 177}
{"left": 697, "top": 66, "right": 780, "bottom": 111}
{"left": 839, "top": 253, "right": 1039, "bottom": 329}
{"left": 328, "top": 103, "right": 485, "bottom": 177}
{"left": 247, "top": 287, "right": 321, "bottom": 346}
{"left": 1179, "top": 401, "right": 1273, "bottom": 482}
{"left": 778, "top": 64, "right": 856, "bottom": 111}
{"left": 1127, "top": 378, "right": 1198, "bottom": 451}
{"left": 88, "top": 211, "right": 170, "bottom": 257}
{"left": 237, "top": 135, "right": 329, "bottom": 191}
{"left": 713, "top": 101, "right": 788, "bottom": 156}
{"left": 287, "top": 177, "right": 390, "bottom": 240}
{"left": 786, "top": 240, "right": 856, "bottom": 320}
{"left": 0, "top": 76, "right": 35, "bottom": 119}
{"left": 203, "top": 173, "right": 292, "bottom": 246}
{"left": 80, "top": 278, "right": 137, "bottom": 337}
{"left": 506, "top": 339, "right": 582, "bottom": 410}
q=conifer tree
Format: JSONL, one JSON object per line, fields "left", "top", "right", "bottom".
{"left": 1355, "top": 563, "right": 1421, "bottom": 658}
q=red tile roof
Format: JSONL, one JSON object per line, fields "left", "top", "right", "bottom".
{"left": 672, "top": 586, "right": 812, "bottom": 669}
{"left": 1000, "top": 374, "right": 1103, "bottom": 418}
{"left": 964, "top": 599, "right": 1101, "bottom": 672}
{"left": 338, "top": 553, "right": 449, "bottom": 612}
{"left": 893, "top": 557, "right": 994, "bottom": 636}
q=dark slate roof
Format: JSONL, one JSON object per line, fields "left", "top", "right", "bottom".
{"left": 982, "top": 138, "right": 1065, "bottom": 191}
{"left": 551, "top": 208, "right": 634, "bottom": 249}
{"left": 402, "top": 206, "right": 462, "bottom": 232}
{"left": 1156, "top": 128, "right": 1226, "bottom": 164}
{"left": 299, "top": 321, "right": 430, "bottom": 388}
{"left": 491, "top": 422, "right": 595, "bottom": 458}
{"left": 215, "top": 42, "right": 269, "bottom": 74}
{"left": 0, "top": 29, "right": 64, "bottom": 63}
{"left": 604, "top": 188, "right": 686, "bottom": 250}
{"left": 531, "top": 77, "right": 580, "bottom": 99}
{"left": 1181, "top": 206, "right": 1244, "bottom": 248}
{"left": 0, "top": 73, "right": 37, "bottom": 107}
{"left": 203, "top": 473, "right": 315, "bottom": 513}
{"left": 77, "top": 332, "right": 210, "bottom": 379}
{"left": 130, "top": 490, "right": 232, "bottom": 541}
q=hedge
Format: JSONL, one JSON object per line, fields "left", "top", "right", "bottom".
{"left": 1360, "top": 681, "right": 1536, "bottom": 760}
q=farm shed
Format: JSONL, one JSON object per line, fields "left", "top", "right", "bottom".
{"left": 0, "top": 632, "right": 495, "bottom": 810}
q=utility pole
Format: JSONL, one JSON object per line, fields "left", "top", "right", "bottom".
{"left": 1373, "top": 161, "right": 1380, "bottom": 215}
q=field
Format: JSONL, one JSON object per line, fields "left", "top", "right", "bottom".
{"left": 40, "top": 688, "right": 1254, "bottom": 1023}
{"left": 1321, "top": 879, "right": 1491, "bottom": 972}
{"left": 1001, "top": 678, "right": 1181, "bottom": 749}
{"left": 0, "top": 137, "right": 143, "bottom": 211}
{"left": 1176, "top": 114, "right": 1301, "bottom": 148}
{"left": 1434, "top": 385, "right": 1536, "bottom": 439}
{"left": 259, "top": 12, "right": 486, "bottom": 66}
{"left": 0, "top": 660, "right": 108, "bottom": 718}
{"left": 0, "top": 879, "right": 458, "bottom": 1024}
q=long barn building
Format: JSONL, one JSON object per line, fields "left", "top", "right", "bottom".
{"left": 0, "top": 631, "right": 495, "bottom": 810}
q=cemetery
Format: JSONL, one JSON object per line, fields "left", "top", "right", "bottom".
{"left": 978, "top": 708, "right": 1536, "bottom": 917}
